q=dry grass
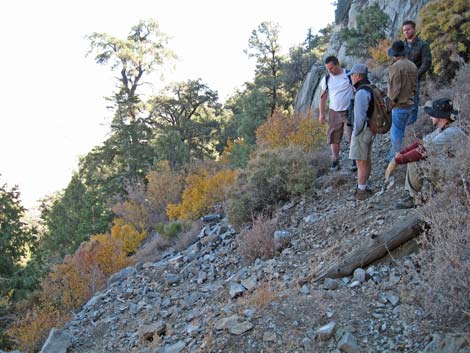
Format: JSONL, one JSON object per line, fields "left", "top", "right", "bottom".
{"left": 237, "top": 215, "right": 277, "bottom": 265}
{"left": 238, "top": 281, "right": 279, "bottom": 310}
{"left": 399, "top": 65, "right": 470, "bottom": 332}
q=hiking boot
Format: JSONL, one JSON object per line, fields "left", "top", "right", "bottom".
{"left": 350, "top": 160, "right": 357, "bottom": 172}
{"left": 395, "top": 193, "right": 415, "bottom": 209}
{"left": 330, "top": 159, "right": 340, "bottom": 171}
{"left": 347, "top": 188, "right": 374, "bottom": 201}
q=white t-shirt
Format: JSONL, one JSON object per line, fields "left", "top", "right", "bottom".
{"left": 320, "top": 69, "right": 354, "bottom": 111}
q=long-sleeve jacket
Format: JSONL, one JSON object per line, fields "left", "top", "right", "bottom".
{"left": 388, "top": 58, "right": 417, "bottom": 108}
{"left": 404, "top": 36, "right": 432, "bottom": 80}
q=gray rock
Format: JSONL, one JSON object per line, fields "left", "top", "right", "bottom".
{"left": 154, "top": 340, "right": 186, "bottom": 353}
{"left": 324, "top": 278, "right": 341, "bottom": 290}
{"left": 385, "top": 293, "right": 400, "bottom": 306}
{"left": 262, "top": 331, "right": 277, "bottom": 342}
{"left": 229, "top": 282, "right": 246, "bottom": 298}
{"left": 165, "top": 274, "right": 180, "bottom": 286}
{"left": 302, "top": 337, "right": 314, "bottom": 349}
{"left": 422, "top": 333, "right": 470, "bottom": 353}
{"left": 241, "top": 276, "right": 257, "bottom": 291}
{"left": 215, "top": 315, "right": 240, "bottom": 330}
{"left": 353, "top": 268, "right": 366, "bottom": 283}
{"left": 337, "top": 332, "right": 358, "bottom": 353}
{"left": 138, "top": 321, "right": 167, "bottom": 340}
{"left": 107, "top": 266, "right": 137, "bottom": 286}
{"left": 39, "top": 328, "right": 71, "bottom": 353}
{"left": 228, "top": 321, "right": 254, "bottom": 335}
{"left": 315, "top": 321, "right": 336, "bottom": 341}
{"left": 300, "top": 284, "right": 310, "bottom": 295}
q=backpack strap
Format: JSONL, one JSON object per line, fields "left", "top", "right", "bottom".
{"left": 325, "top": 69, "right": 353, "bottom": 91}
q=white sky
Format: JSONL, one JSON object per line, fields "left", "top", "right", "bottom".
{"left": 0, "top": 0, "right": 334, "bottom": 210}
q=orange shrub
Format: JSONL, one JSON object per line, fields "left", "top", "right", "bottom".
{"left": 112, "top": 161, "right": 184, "bottom": 231}
{"left": 368, "top": 38, "right": 392, "bottom": 66}
{"left": 256, "top": 111, "right": 326, "bottom": 152}
{"left": 146, "top": 160, "right": 184, "bottom": 217}
{"left": 219, "top": 138, "right": 252, "bottom": 168}
{"left": 167, "top": 168, "right": 237, "bottom": 220}
{"left": 7, "top": 233, "right": 132, "bottom": 351}
{"left": 111, "top": 218, "right": 147, "bottom": 255}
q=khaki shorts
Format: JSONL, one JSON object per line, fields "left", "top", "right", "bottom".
{"left": 327, "top": 110, "right": 352, "bottom": 144}
{"left": 349, "top": 127, "right": 375, "bottom": 161}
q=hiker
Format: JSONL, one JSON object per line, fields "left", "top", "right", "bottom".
{"left": 319, "top": 56, "right": 355, "bottom": 171}
{"left": 387, "top": 40, "right": 418, "bottom": 161}
{"left": 402, "top": 20, "right": 432, "bottom": 126}
{"left": 346, "top": 64, "right": 375, "bottom": 200}
{"left": 385, "top": 98, "right": 466, "bottom": 208}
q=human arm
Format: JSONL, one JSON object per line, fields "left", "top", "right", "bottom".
{"left": 417, "top": 41, "right": 432, "bottom": 80}
{"left": 319, "top": 76, "right": 328, "bottom": 123}
{"left": 387, "top": 65, "right": 401, "bottom": 104}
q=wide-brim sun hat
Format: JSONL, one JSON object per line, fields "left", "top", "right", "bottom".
{"left": 423, "top": 98, "right": 458, "bottom": 120}
{"left": 388, "top": 40, "right": 409, "bottom": 57}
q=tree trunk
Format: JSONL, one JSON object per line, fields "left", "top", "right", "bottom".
{"left": 311, "top": 214, "right": 424, "bottom": 283}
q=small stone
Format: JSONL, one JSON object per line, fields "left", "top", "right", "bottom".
{"left": 215, "top": 315, "right": 240, "bottom": 330}
{"left": 302, "top": 337, "right": 314, "bottom": 349}
{"left": 241, "top": 276, "right": 257, "bottom": 291}
{"left": 229, "top": 283, "right": 246, "bottom": 298}
{"left": 353, "top": 268, "right": 366, "bottom": 283}
{"left": 263, "top": 331, "right": 277, "bottom": 342}
{"left": 385, "top": 293, "right": 400, "bottom": 306}
{"left": 337, "top": 332, "right": 358, "bottom": 353}
{"left": 324, "top": 278, "right": 340, "bottom": 290}
{"left": 392, "top": 305, "right": 401, "bottom": 316}
{"left": 350, "top": 280, "right": 361, "bottom": 288}
{"left": 165, "top": 274, "right": 180, "bottom": 286}
{"left": 228, "top": 321, "right": 254, "bottom": 335}
{"left": 300, "top": 284, "right": 310, "bottom": 295}
{"left": 315, "top": 321, "right": 336, "bottom": 341}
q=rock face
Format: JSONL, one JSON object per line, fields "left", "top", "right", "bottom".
{"left": 294, "top": 0, "right": 433, "bottom": 115}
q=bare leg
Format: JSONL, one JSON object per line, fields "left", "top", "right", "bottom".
{"left": 331, "top": 143, "right": 340, "bottom": 161}
{"left": 356, "top": 159, "right": 371, "bottom": 185}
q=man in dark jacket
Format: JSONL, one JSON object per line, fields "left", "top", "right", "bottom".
{"left": 402, "top": 20, "right": 432, "bottom": 125}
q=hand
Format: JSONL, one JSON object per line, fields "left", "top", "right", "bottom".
{"left": 319, "top": 114, "right": 326, "bottom": 124}
{"left": 385, "top": 158, "right": 398, "bottom": 181}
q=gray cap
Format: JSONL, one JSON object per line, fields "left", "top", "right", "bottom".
{"left": 348, "top": 63, "right": 368, "bottom": 76}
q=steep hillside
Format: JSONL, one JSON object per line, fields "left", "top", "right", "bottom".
{"left": 37, "top": 122, "right": 469, "bottom": 353}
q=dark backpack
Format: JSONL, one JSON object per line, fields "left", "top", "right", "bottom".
{"left": 356, "top": 84, "right": 393, "bottom": 134}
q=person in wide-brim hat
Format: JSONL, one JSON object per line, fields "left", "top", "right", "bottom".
{"left": 388, "top": 40, "right": 409, "bottom": 57}
{"left": 423, "top": 98, "right": 459, "bottom": 120}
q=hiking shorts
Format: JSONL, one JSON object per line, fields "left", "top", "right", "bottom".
{"left": 349, "top": 126, "right": 375, "bottom": 161}
{"left": 327, "top": 110, "right": 352, "bottom": 145}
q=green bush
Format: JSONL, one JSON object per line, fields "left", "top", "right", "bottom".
{"left": 226, "top": 146, "right": 316, "bottom": 228}
{"left": 419, "top": 0, "right": 470, "bottom": 84}
{"left": 155, "top": 221, "right": 187, "bottom": 240}
{"left": 339, "top": 3, "right": 391, "bottom": 58}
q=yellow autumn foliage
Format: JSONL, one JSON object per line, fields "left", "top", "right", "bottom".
{"left": 167, "top": 168, "right": 237, "bottom": 220}
{"left": 255, "top": 111, "right": 326, "bottom": 152}
{"left": 7, "top": 233, "right": 132, "bottom": 351}
{"left": 111, "top": 218, "right": 147, "bottom": 255}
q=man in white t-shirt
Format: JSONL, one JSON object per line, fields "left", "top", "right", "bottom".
{"left": 319, "top": 56, "right": 354, "bottom": 170}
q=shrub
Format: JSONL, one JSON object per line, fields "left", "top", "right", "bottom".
{"left": 7, "top": 233, "right": 132, "bottom": 350}
{"left": 368, "top": 39, "right": 392, "bottom": 67}
{"left": 167, "top": 168, "right": 237, "bottom": 221}
{"left": 226, "top": 146, "right": 316, "bottom": 228}
{"left": 219, "top": 138, "right": 253, "bottom": 169}
{"left": 112, "top": 161, "right": 184, "bottom": 231}
{"left": 237, "top": 215, "right": 277, "bottom": 264}
{"left": 255, "top": 111, "right": 326, "bottom": 152}
{"left": 419, "top": 0, "right": 470, "bottom": 84}
{"left": 110, "top": 218, "right": 147, "bottom": 255}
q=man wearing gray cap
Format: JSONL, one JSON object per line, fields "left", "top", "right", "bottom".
{"left": 347, "top": 63, "right": 376, "bottom": 200}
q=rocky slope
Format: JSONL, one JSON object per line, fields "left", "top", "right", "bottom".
{"left": 37, "top": 128, "right": 470, "bottom": 353}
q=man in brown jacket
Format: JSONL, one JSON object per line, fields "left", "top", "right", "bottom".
{"left": 387, "top": 40, "right": 418, "bottom": 161}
